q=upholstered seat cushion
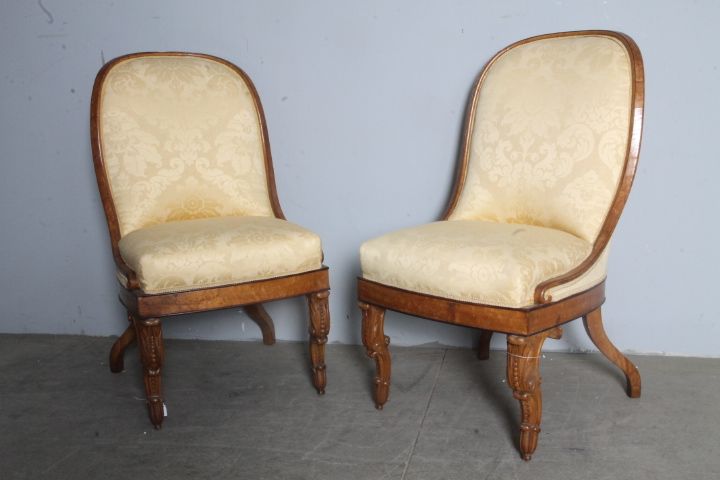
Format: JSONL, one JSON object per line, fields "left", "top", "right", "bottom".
{"left": 118, "top": 216, "right": 323, "bottom": 294}
{"left": 360, "top": 220, "right": 607, "bottom": 308}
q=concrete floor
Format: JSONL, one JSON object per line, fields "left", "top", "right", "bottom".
{"left": 0, "top": 334, "right": 718, "bottom": 480}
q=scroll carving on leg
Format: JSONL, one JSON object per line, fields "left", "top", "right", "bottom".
{"left": 243, "top": 303, "right": 276, "bottom": 345}
{"left": 133, "top": 316, "right": 165, "bottom": 429}
{"left": 307, "top": 290, "right": 330, "bottom": 394}
{"left": 506, "top": 327, "right": 562, "bottom": 461}
{"left": 109, "top": 313, "right": 136, "bottom": 373}
{"left": 359, "top": 302, "right": 391, "bottom": 409}
{"left": 583, "top": 307, "right": 641, "bottom": 398}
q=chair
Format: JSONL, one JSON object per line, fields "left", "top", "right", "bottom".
{"left": 357, "top": 31, "right": 643, "bottom": 460}
{"left": 90, "top": 52, "right": 330, "bottom": 428}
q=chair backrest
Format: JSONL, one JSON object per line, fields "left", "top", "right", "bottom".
{"left": 447, "top": 31, "right": 643, "bottom": 245}
{"left": 91, "top": 52, "right": 283, "bottom": 239}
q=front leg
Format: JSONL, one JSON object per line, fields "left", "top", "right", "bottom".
{"left": 132, "top": 316, "right": 165, "bottom": 429}
{"left": 359, "top": 302, "right": 391, "bottom": 409}
{"left": 307, "top": 290, "right": 330, "bottom": 394}
{"left": 506, "top": 327, "right": 562, "bottom": 461}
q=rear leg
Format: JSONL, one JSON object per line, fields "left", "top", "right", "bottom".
{"left": 243, "top": 304, "right": 276, "bottom": 345}
{"left": 583, "top": 307, "right": 641, "bottom": 398}
{"left": 476, "top": 329, "right": 493, "bottom": 360}
{"left": 109, "top": 313, "right": 136, "bottom": 373}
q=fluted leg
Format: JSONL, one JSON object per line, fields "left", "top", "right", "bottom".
{"left": 359, "top": 302, "right": 391, "bottom": 409}
{"left": 506, "top": 327, "right": 562, "bottom": 461}
{"left": 583, "top": 307, "right": 641, "bottom": 398}
{"left": 307, "top": 290, "right": 330, "bottom": 394}
{"left": 133, "top": 316, "right": 165, "bottom": 429}
{"left": 476, "top": 329, "right": 494, "bottom": 360}
{"left": 109, "top": 313, "right": 136, "bottom": 373}
{"left": 243, "top": 303, "right": 276, "bottom": 345}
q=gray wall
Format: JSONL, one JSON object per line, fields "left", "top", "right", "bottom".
{"left": 1, "top": 0, "right": 718, "bottom": 356}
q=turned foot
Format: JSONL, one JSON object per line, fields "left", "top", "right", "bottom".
{"left": 506, "top": 327, "right": 562, "bottom": 461}
{"left": 109, "top": 315, "right": 136, "bottom": 373}
{"left": 133, "top": 316, "right": 165, "bottom": 429}
{"left": 476, "top": 329, "right": 493, "bottom": 360}
{"left": 359, "top": 302, "right": 390, "bottom": 409}
{"left": 583, "top": 307, "right": 641, "bottom": 398}
{"left": 243, "top": 303, "right": 276, "bottom": 345}
{"left": 307, "top": 290, "right": 330, "bottom": 394}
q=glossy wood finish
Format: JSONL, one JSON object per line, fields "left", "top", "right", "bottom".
{"left": 358, "top": 278, "right": 605, "bottom": 336}
{"left": 91, "top": 52, "right": 330, "bottom": 428}
{"left": 307, "top": 290, "right": 330, "bottom": 394}
{"left": 120, "top": 268, "right": 329, "bottom": 320}
{"left": 133, "top": 316, "right": 165, "bottom": 429}
{"left": 359, "top": 302, "right": 391, "bottom": 409}
{"left": 243, "top": 304, "right": 276, "bottom": 345}
{"left": 583, "top": 307, "right": 641, "bottom": 397}
{"left": 358, "top": 30, "right": 643, "bottom": 460}
{"left": 507, "top": 327, "right": 562, "bottom": 461}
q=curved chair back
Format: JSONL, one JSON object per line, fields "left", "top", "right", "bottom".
{"left": 91, "top": 53, "right": 284, "bottom": 239}
{"left": 448, "top": 31, "right": 644, "bottom": 246}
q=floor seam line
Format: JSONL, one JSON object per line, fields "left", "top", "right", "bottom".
{"left": 400, "top": 347, "right": 447, "bottom": 480}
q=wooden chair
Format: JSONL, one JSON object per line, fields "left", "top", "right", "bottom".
{"left": 91, "top": 52, "right": 330, "bottom": 428}
{"left": 357, "top": 31, "right": 643, "bottom": 460}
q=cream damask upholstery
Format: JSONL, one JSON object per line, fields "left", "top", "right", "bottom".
{"left": 449, "top": 35, "right": 632, "bottom": 242}
{"left": 361, "top": 221, "right": 603, "bottom": 308}
{"left": 99, "top": 55, "right": 274, "bottom": 237}
{"left": 99, "top": 54, "right": 323, "bottom": 294}
{"left": 118, "top": 216, "right": 322, "bottom": 294}
{"left": 361, "top": 34, "right": 633, "bottom": 307}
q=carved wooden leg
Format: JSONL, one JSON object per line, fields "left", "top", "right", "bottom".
{"left": 506, "top": 327, "right": 562, "bottom": 461}
{"left": 476, "top": 329, "right": 494, "bottom": 360}
{"left": 243, "top": 303, "right": 276, "bottom": 345}
{"left": 109, "top": 313, "right": 136, "bottom": 373}
{"left": 307, "top": 290, "right": 330, "bottom": 394}
{"left": 359, "top": 302, "right": 391, "bottom": 409}
{"left": 583, "top": 307, "right": 641, "bottom": 398}
{"left": 132, "top": 316, "right": 165, "bottom": 429}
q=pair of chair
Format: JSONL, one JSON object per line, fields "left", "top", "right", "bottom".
{"left": 91, "top": 30, "right": 643, "bottom": 461}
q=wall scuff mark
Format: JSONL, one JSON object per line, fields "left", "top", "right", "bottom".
{"left": 38, "top": 0, "right": 54, "bottom": 24}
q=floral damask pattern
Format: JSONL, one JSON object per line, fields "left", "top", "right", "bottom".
{"left": 118, "top": 216, "right": 323, "bottom": 294}
{"left": 100, "top": 55, "right": 274, "bottom": 236}
{"left": 360, "top": 221, "right": 595, "bottom": 308}
{"left": 449, "top": 35, "right": 633, "bottom": 243}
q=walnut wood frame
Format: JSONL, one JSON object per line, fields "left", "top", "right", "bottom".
{"left": 91, "top": 52, "right": 330, "bottom": 428}
{"left": 358, "top": 30, "right": 643, "bottom": 461}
